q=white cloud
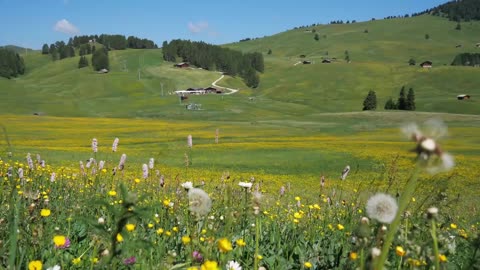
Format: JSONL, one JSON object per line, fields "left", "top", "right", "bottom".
{"left": 53, "top": 19, "right": 79, "bottom": 35}
{"left": 188, "top": 21, "right": 209, "bottom": 33}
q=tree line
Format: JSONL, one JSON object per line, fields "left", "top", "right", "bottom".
{"left": 0, "top": 47, "right": 25, "bottom": 79}
{"left": 362, "top": 86, "right": 416, "bottom": 111}
{"left": 430, "top": 0, "right": 480, "bottom": 21}
{"left": 41, "top": 34, "right": 157, "bottom": 62}
{"left": 451, "top": 53, "right": 480, "bottom": 66}
{"left": 162, "top": 39, "right": 264, "bottom": 88}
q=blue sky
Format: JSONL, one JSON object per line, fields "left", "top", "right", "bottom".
{"left": 1, "top": 0, "right": 449, "bottom": 49}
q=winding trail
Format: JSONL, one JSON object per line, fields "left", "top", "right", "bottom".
{"left": 212, "top": 73, "right": 239, "bottom": 95}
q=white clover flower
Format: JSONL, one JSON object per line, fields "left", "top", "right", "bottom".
{"left": 238, "top": 182, "right": 253, "bottom": 188}
{"left": 112, "top": 137, "right": 119, "bottom": 152}
{"left": 226, "top": 260, "right": 242, "bottom": 270}
{"left": 46, "top": 265, "right": 61, "bottom": 270}
{"left": 181, "top": 181, "right": 193, "bottom": 190}
{"left": 92, "top": 138, "right": 98, "bottom": 153}
{"left": 188, "top": 188, "right": 212, "bottom": 217}
{"left": 366, "top": 193, "right": 398, "bottom": 224}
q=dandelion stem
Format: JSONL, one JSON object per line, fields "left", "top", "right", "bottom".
{"left": 254, "top": 215, "right": 260, "bottom": 270}
{"left": 374, "top": 166, "right": 420, "bottom": 270}
{"left": 430, "top": 219, "right": 440, "bottom": 270}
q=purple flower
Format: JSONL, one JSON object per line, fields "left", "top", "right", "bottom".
{"left": 123, "top": 256, "right": 136, "bottom": 265}
{"left": 192, "top": 250, "right": 203, "bottom": 262}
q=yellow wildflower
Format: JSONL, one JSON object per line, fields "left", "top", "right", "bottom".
{"left": 396, "top": 246, "right": 406, "bottom": 257}
{"left": 108, "top": 190, "right": 117, "bottom": 196}
{"left": 182, "top": 235, "right": 191, "bottom": 245}
{"left": 295, "top": 196, "right": 301, "bottom": 201}
{"left": 450, "top": 223, "right": 457, "bottom": 229}
{"left": 28, "top": 260, "right": 42, "bottom": 270}
{"left": 439, "top": 254, "right": 447, "bottom": 262}
{"left": 156, "top": 228, "right": 164, "bottom": 235}
{"left": 201, "top": 260, "right": 219, "bottom": 270}
{"left": 116, "top": 233, "right": 124, "bottom": 242}
{"left": 337, "top": 224, "right": 345, "bottom": 230}
{"left": 125, "top": 223, "right": 135, "bottom": 232}
{"left": 53, "top": 235, "right": 66, "bottom": 247}
{"left": 218, "top": 238, "right": 232, "bottom": 253}
{"left": 304, "top": 262, "right": 313, "bottom": 268}
{"left": 350, "top": 252, "right": 358, "bottom": 260}
{"left": 40, "top": 208, "right": 51, "bottom": 217}
{"left": 236, "top": 238, "right": 246, "bottom": 247}
{"left": 134, "top": 178, "right": 141, "bottom": 184}
{"left": 72, "top": 257, "right": 81, "bottom": 264}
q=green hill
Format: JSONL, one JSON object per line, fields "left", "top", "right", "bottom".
{"left": 0, "top": 45, "right": 34, "bottom": 54}
{"left": 1, "top": 15, "right": 480, "bottom": 119}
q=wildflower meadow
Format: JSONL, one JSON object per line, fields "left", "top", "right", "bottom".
{"left": 0, "top": 114, "right": 479, "bottom": 270}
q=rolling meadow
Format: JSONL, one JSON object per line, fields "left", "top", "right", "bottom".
{"left": 1, "top": 14, "right": 480, "bottom": 270}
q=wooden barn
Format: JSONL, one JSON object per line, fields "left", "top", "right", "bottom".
{"left": 420, "top": 61, "right": 433, "bottom": 68}
{"left": 174, "top": 62, "right": 190, "bottom": 68}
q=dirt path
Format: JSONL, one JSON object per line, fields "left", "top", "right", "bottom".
{"left": 212, "top": 73, "right": 239, "bottom": 95}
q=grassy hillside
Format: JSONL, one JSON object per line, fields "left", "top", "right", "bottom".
{"left": 227, "top": 15, "right": 480, "bottom": 114}
{"left": 1, "top": 15, "right": 479, "bottom": 119}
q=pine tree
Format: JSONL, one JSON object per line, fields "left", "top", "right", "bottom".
{"left": 314, "top": 33, "right": 319, "bottom": 41}
{"left": 362, "top": 90, "right": 377, "bottom": 111}
{"left": 91, "top": 48, "right": 109, "bottom": 71}
{"left": 405, "top": 88, "right": 416, "bottom": 111}
{"left": 78, "top": 56, "right": 88, "bottom": 68}
{"left": 397, "top": 86, "right": 406, "bottom": 110}
{"left": 42, "top": 44, "right": 49, "bottom": 55}
{"left": 384, "top": 98, "right": 397, "bottom": 110}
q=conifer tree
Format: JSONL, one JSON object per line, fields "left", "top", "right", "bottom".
{"left": 42, "top": 44, "right": 49, "bottom": 55}
{"left": 397, "top": 86, "right": 406, "bottom": 110}
{"left": 405, "top": 88, "right": 416, "bottom": 111}
{"left": 362, "top": 90, "right": 377, "bottom": 111}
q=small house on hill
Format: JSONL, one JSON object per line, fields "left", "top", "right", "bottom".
{"left": 174, "top": 62, "right": 190, "bottom": 68}
{"left": 322, "top": 59, "right": 331, "bottom": 63}
{"left": 457, "top": 94, "right": 471, "bottom": 100}
{"left": 205, "top": 87, "right": 222, "bottom": 94}
{"left": 420, "top": 61, "right": 432, "bottom": 68}
{"left": 303, "top": 60, "right": 312, "bottom": 64}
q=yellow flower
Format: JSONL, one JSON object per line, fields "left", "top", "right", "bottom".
{"left": 396, "top": 246, "right": 406, "bottom": 257}
{"left": 163, "top": 199, "right": 170, "bottom": 207}
{"left": 293, "top": 219, "right": 299, "bottom": 223}
{"left": 294, "top": 212, "right": 303, "bottom": 219}
{"left": 134, "top": 178, "right": 141, "bottom": 184}
{"left": 40, "top": 208, "right": 51, "bottom": 217}
{"left": 256, "top": 254, "right": 263, "bottom": 260}
{"left": 304, "top": 262, "right": 313, "bottom": 268}
{"left": 349, "top": 252, "right": 358, "bottom": 260}
{"left": 201, "top": 229, "right": 207, "bottom": 234}
{"left": 337, "top": 224, "right": 345, "bottom": 230}
{"left": 187, "top": 267, "right": 199, "bottom": 270}
{"left": 450, "top": 223, "right": 457, "bottom": 229}
{"left": 182, "top": 235, "right": 191, "bottom": 245}
{"left": 236, "top": 238, "right": 246, "bottom": 247}
{"left": 201, "top": 260, "right": 219, "bottom": 270}
{"left": 218, "top": 238, "right": 232, "bottom": 253}
{"left": 125, "top": 223, "right": 135, "bottom": 232}
{"left": 172, "top": 226, "right": 178, "bottom": 232}
{"left": 295, "top": 196, "right": 301, "bottom": 201}
{"left": 439, "top": 254, "right": 447, "bottom": 262}
{"left": 28, "top": 260, "right": 42, "bottom": 270}
{"left": 166, "top": 231, "right": 172, "bottom": 236}
{"left": 116, "top": 233, "right": 124, "bottom": 242}
{"left": 53, "top": 235, "right": 66, "bottom": 247}
{"left": 156, "top": 228, "right": 164, "bottom": 235}
{"left": 108, "top": 190, "right": 117, "bottom": 196}
{"left": 91, "top": 257, "right": 99, "bottom": 264}
{"left": 72, "top": 257, "right": 81, "bottom": 264}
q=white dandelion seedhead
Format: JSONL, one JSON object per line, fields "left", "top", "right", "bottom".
{"left": 401, "top": 119, "right": 454, "bottom": 174}
{"left": 18, "top": 168, "right": 24, "bottom": 179}
{"left": 188, "top": 188, "right": 212, "bottom": 217}
{"left": 366, "top": 193, "right": 398, "bottom": 224}
{"left": 26, "top": 153, "right": 34, "bottom": 170}
{"left": 181, "top": 181, "right": 193, "bottom": 190}
{"left": 50, "top": 172, "right": 56, "bottom": 182}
